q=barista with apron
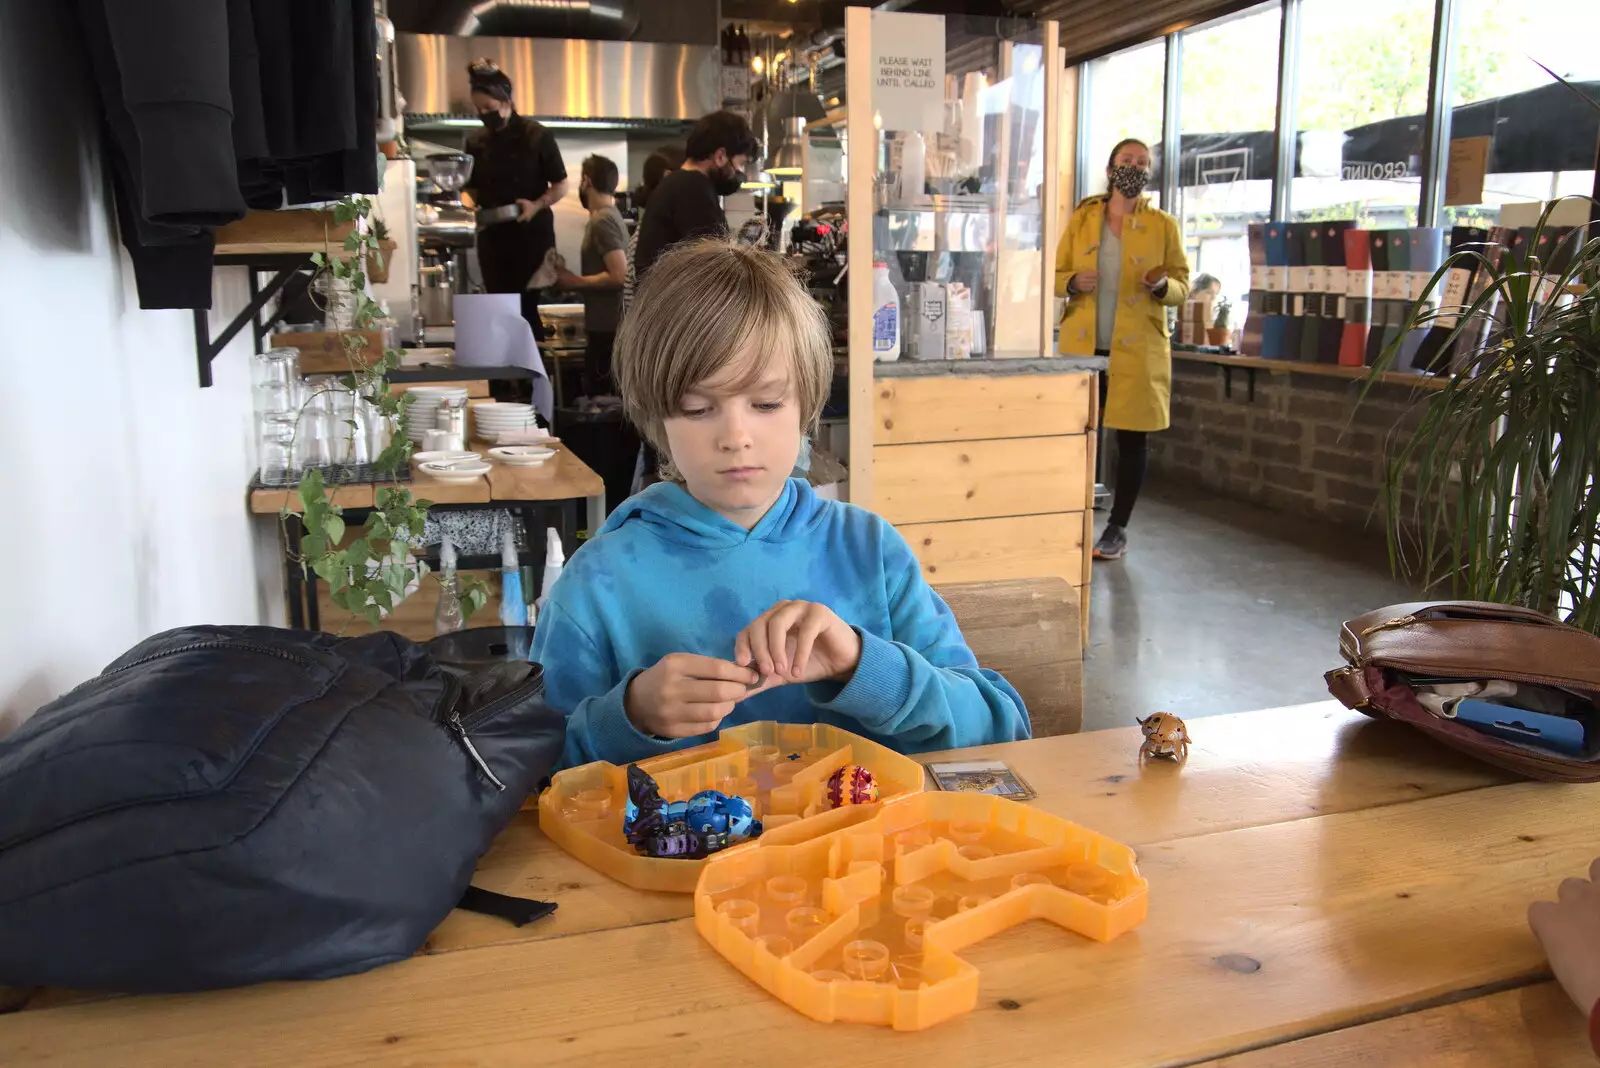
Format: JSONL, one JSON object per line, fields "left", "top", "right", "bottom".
{"left": 462, "top": 60, "right": 568, "bottom": 338}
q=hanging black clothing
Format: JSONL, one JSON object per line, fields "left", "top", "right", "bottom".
{"left": 465, "top": 114, "right": 567, "bottom": 287}
{"left": 74, "top": 0, "right": 245, "bottom": 309}
{"left": 76, "top": 0, "right": 379, "bottom": 309}
{"left": 243, "top": 0, "right": 378, "bottom": 205}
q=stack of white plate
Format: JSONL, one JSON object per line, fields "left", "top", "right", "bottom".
{"left": 472, "top": 402, "right": 538, "bottom": 442}
{"left": 403, "top": 386, "right": 470, "bottom": 445}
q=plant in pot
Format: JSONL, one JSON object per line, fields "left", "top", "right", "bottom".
{"left": 275, "top": 196, "right": 486, "bottom": 631}
{"left": 1370, "top": 194, "right": 1598, "bottom": 632}
{"left": 1207, "top": 297, "right": 1232, "bottom": 347}
{"left": 365, "top": 217, "right": 396, "bottom": 284}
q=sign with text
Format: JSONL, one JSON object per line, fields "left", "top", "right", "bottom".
{"left": 870, "top": 10, "right": 944, "bottom": 132}
{"left": 1445, "top": 135, "right": 1491, "bottom": 206}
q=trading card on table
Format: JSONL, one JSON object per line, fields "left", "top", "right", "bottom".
{"left": 926, "top": 759, "right": 1036, "bottom": 801}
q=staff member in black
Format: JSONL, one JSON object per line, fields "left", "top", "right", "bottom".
{"left": 632, "top": 110, "right": 757, "bottom": 284}
{"left": 462, "top": 60, "right": 568, "bottom": 332}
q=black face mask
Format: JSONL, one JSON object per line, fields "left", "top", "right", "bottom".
{"left": 579, "top": 187, "right": 592, "bottom": 210}
{"left": 478, "top": 110, "right": 505, "bottom": 132}
{"left": 711, "top": 164, "right": 744, "bottom": 197}
{"left": 1109, "top": 163, "right": 1151, "bottom": 199}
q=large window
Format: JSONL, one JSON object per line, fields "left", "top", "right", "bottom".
{"left": 1175, "top": 3, "right": 1282, "bottom": 330}
{"left": 1081, "top": 39, "right": 1165, "bottom": 207}
{"left": 1289, "top": 0, "right": 1436, "bottom": 226}
{"left": 1441, "top": 0, "right": 1600, "bottom": 227}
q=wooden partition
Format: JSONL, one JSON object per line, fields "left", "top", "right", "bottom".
{"left": 871, "top": 370, "right": 1095, "bottom": 637}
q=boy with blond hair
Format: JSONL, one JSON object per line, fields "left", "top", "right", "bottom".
{"left": 531, "top": 239, "right": 1029, "bottom": 767}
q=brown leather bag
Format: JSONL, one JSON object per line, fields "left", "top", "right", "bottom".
{"left": 1326, "top": 600, "right": 1600, "bottom": 782}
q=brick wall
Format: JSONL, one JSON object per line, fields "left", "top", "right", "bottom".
{"left": 1145, "top": 359, "right": 1428, "bottom": 532}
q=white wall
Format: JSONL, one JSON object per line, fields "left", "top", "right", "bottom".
{"left": 0, "top": 1, "right": 279, "bottom": 735}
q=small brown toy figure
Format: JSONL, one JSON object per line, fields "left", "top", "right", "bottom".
{"left": 1137, "top": 713, "right": 1191, "bottom": 762}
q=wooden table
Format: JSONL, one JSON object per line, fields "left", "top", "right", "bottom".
{"left": 249, "top": 442, "right": 605, "bottom": 629}
{"left": 4, "top": 703, "right": 1596, "bottom": 1066}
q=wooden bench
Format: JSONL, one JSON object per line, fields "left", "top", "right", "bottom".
{"left": 936, "top": 576, "right": 1083, "bottom": 738}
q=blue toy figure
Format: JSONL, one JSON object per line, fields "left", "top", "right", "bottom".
{"left": 684, "top": 790, "right": 760, "bottom": 839}
{"left": 622, "top": 766, "right": 762, "bottom": 859}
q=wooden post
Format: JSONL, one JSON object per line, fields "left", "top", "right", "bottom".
{"left": 1041, "top": 21, "right": 1062, "bottom": 359}
{"left": 846, "top": 4, "right": 875, "bottom": 509}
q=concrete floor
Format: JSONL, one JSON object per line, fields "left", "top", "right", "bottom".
{"left": 1081, "top": 479, "right": 1417, "bottom": 733}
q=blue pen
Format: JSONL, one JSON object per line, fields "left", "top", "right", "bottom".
{"left": 1452, "top": 699, "right": 1587, "bottom": 757}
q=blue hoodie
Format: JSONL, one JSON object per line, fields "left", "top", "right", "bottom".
{"left": 531, "top": 477, "right": 1030, "bottom": 767}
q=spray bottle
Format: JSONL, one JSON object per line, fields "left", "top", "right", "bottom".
{"left": 434, "top": 534, "right": 464, "bottom": 635}
{"left": 499, "top": 529, "right": 527, "bottom": 627}
{"left": 539, "top": 527, "right": 566, "bottom": 611}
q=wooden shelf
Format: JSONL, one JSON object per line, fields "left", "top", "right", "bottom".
{"left": 270, "top": 330, "right": 385, "bottom": 375}
{"left": 1172, "top": 349, "right": 1449, "bottom": 391}
{"left": 214, "top": 210, "right": 355, "bottom": 257}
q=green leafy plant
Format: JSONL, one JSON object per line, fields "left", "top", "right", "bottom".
{"left": 1371, "top": 196, "right": 1599, "bottom": 632}
{"left": 1212, "top": 296, "right": 1232, "bottom": 330}
{"left": 281, "top": 196, "right": 488, "bottom": 628}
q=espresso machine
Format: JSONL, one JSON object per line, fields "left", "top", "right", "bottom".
{"left": 416, "top": 152, "right": 476, "bottom": 327}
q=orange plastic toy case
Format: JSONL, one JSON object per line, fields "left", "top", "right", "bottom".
{"left": 537, "top": 721, "right": 927, "bottom": 894}
{"left": 693, "top": 790, "right": 1149, "bottom": 1030}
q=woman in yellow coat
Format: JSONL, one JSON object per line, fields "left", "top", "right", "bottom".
{"left": 1055, "top": 137, "right": 1191, "bottom": 561}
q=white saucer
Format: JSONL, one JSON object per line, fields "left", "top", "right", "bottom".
{"left": 489, "top": 446, "right": 556, "bottom": 467}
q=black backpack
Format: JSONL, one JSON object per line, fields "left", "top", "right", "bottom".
{"left": 0, "top": 625, "right": 563, "bottom": 992}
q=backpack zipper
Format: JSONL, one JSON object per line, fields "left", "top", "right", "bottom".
{"left": 440, "top": 669, "right": 545, "bottom": 792}
{"left": 450, "top": 712, "right": 507, "bottom": 791}
{"left": 107, "top": 640, "right": 317, "bottom": 677}
{"left": 53, "top": 639, "right": 321, "bottom": 707}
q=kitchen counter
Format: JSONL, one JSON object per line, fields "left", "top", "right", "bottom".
{"left": 873, "top": 355, "right": 1106, "bottom": 378}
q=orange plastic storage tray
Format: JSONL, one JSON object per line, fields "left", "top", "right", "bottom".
{"left": 693, "top": 791, "right": 1148, "bottom": 1030}
{"left": 537, "top": 721, "right": 926, "bottom": 893}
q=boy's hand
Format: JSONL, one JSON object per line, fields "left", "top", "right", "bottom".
{"left": 1528, "top": 857, "right": 1600, "bottom": 1016}
{"left": 625, "top": 654, "right": 760, "bottom": 739}
{"left": 734, "top": 601, "right": 862, "bottom": 686}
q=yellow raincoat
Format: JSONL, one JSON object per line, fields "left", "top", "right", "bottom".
{"left": 1054, "top": 195, "right": 1191, "bottom": 431}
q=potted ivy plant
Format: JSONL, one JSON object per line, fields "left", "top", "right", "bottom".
{"left": 280, "top": 196, "right": 485, "bottom": 630}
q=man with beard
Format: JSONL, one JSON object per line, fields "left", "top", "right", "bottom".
{"left": 632, "top": 110, "right": 757, "bottom": 285}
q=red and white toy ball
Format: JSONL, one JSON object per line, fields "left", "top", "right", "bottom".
{"left": 824, "top": 764, "right": 879, "bottom": 808}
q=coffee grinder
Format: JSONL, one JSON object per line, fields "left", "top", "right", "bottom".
{"left": 415, "top": 152, "right": 476, "bottom": 327}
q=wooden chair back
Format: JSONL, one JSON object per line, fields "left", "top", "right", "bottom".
{"left": 935, "top": 577, "right": 1083, "bottom": 738}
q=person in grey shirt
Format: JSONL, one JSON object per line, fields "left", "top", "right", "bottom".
{"left": 557, "top": 154, "right": 629, "bottom": 397}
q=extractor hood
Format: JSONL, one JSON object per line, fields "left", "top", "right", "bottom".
{"left": 397, "top": 32, "right": 720, "bottom": 129}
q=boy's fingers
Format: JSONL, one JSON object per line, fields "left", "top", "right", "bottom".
{"left": 657, "top": 701, "right": 733, "bottom": 738}
{"left": 675, "top": 654, "right": 760, "bottom": 684}
{"left": 790, "top": 611, "right": 829, "bottom": 679}
{"left": 765, "top": 602, "right": 806, "bottom": 677}
{"left": 733, "top": 632, "right": 751, "bottom": 670}
{"left": 677, "top": 678, "right": 754, "bottom": 704}
{"left": 745, "top": 619, "right": 774, "bottom": 678}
